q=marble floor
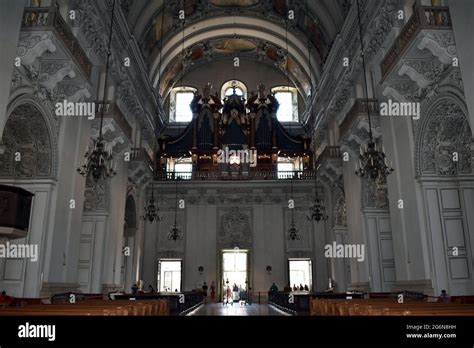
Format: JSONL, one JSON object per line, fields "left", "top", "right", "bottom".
{"left": 187, "top": 303, "right": 290, "bottom": 316}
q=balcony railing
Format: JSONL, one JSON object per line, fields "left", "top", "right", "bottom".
{"left": 155, "top": 170, "right": 316, "bottom": 181}
{"left": 22, "top": 7, "right": 92, "bottom": 79}
{"left": 130, "top": 148, "right": 154, "bottom": 170}
{"left": 339, "top": 99, "right": 379, "bottom": 138}
{"left": 381, "top": 5, "right": 452, "bottom": 80}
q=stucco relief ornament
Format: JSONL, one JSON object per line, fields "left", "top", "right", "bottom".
{"left": 219, "top": 210, "right": 251, "bottom": 243}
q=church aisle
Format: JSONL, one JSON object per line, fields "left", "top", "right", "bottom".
{"left": 187, "top": 303, "right": 290, "bottom": 316}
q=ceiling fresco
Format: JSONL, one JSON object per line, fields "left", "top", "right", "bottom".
{"left": 213, "top": 38, "right": 258, "bottom": 54}
{"left": 158, "top": 36, "right": 310, "bottom": 99}
{"left": 210, "top": 0, "right": 260, "bottom": 6}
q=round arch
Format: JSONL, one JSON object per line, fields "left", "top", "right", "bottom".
{"left": 150, "top": 16, "right": 320, "bottom": 88}
{"left": 1, "top": 97, "right": 57, "bottom": 179}
{"left": 415, "top": 93, "right": 472, "bottom": 177}
{"left": 221, "top": 80, "right": 248, "bottom": 101}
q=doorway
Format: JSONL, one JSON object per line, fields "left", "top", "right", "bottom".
{"left": 157, "top": 259, "right": 182, "bottom": 292}
{"left": 221, "top": 249, "right": 249, "bottom": 301}
{"left": 288, "top": 259, "right": 313, "bottom": 291}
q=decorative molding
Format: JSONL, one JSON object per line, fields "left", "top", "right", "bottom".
{"left": 17, "top": 32, "right": 56, "bottom": 66}
{"left": 415, "top": 97, "right": 472, "bottom": 177}
{"left": 217, "top": 206, "right": 252, "bottom": 248}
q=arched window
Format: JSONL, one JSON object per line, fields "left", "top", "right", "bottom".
{"left": 221, "top": 80, "right": 247, "bottom": 101}
{"left": 169, "top": 86, "right": 197, "bottom": 122}
{"left": 271, "top": 86, "right": 298, "bottom": 122}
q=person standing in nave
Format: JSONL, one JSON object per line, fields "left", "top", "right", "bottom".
{"left": 0, "top": 290, "right": 13, "bottom": 306}
{"left": 202, "top": 282, "right": 208, "bottom": 303}
{"left": 210, "top": 281, "right": 216, "bottom": 302}
{"left": 226, "top": 285, "right": 233, "bottom": 306}
{"left": 438, "top": 289, "right": 451, "bottom": 303}
{"left": 131, "top": 284, "right": 139, "bottom": 295}
{"left": 269, "top": 283, "right": 278, "bottom": 292}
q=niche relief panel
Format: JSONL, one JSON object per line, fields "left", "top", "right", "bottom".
{"left": 217, "top": 206, "right": 252, "bottom": 248}
{"left": 420, "top": 100, "right": 472, "bottom": 176}
{"left": 0, "top": 104, "right": 52, "bottom": 178}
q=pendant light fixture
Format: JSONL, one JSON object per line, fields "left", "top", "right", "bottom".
{"left": 168, "top": 177, "right": 182, "bottom": 241}
{"left": 353, "top": 0, "right": 394, "bottom": 182}
{"left": 305, "top": 0, "right": 328, "bottom": 223}
{"left": 142, "top": 183, "right": 162, "bottom": 223}
{"left": 142, "top": 6, "right": 165, "bottom": 223}
{"left": 287, "top": 178, "right": 300, "bottom": 240}
{"left": 307, "top": 165, "right": 328, "bottom": 222}
{"left": 77, "top": 0, "right": 117, "bottom": 181}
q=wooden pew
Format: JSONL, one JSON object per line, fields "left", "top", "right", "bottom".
{"left": 0, "top": 298, "right": 171, "bottom": 316}
{"left": 310, "top": 297, "right": 474, "bottom": 316}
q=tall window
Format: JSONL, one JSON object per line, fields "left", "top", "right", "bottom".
{"left": 175, "top": 92, "right": 194, "bottom": 122}
{"left": 169, "top": 86, "right": 197, "bottom": 122}
{"left": 272, "top": 86, "right": 298, "bottom": 122}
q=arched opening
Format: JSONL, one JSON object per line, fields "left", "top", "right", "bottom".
{"left": 221, "top": 80, "right": 248, "bottom": 101}
{"left": 0, "top": 103, "right": 53, "bottom": 178}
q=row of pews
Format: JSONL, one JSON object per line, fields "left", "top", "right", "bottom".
{"left": 0, "top": 291, "right": 206, "bottom": 316}
{"left": 310, "top": 294, "right": 474, "bottom": 316}
{"left": 268, "top": 291, "right": 364, "bottom": 315}
{"left": 0, "top": 298, "right": 171, "bottom": 316}
{"left": 114, "top": 291, "right": 205, "bottom": 315}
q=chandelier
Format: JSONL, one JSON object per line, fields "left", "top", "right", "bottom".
{"left": 142, "top": 184, "right": 162, "bottom": 223}
{"left": 304, "top": 5, "right": 327, "bottom": 223}
{"left": 355, "top": 141, "right": 393, "bottom": 181}
{"left": 287, "top": 178, "right": 301, "bottom": 240}
{"left": 77, "top": 140, "right": 116, "bottom": 179}
{"left": 307, "top": 165, "right": 328, "bottom": 222}
{"left": 168, "top": 178, "right": 182, "bottom": 241}
{"left": 307, "top": 198, "right": 328, "bottom": 222}
{"left": 77, "top": 0, "right": 117, "bottom": 181}
{"left": 353, "top": 0, "right": 394, "bottom": 182}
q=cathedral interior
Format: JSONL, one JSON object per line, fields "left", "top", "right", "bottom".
{"left": 0, "top": 0, "right": 474, "bottom": 338}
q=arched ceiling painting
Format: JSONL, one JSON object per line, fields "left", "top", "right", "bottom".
{"left": 210, "top": 0, "right": 259, "bottom": 6}
{"left": 124, "top": 0, "right": 348, "bottom": 102}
